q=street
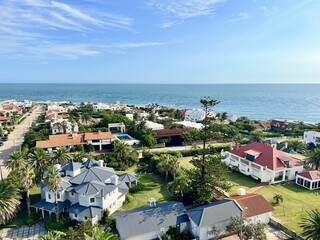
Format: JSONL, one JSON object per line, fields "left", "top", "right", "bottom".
{"left": 0, "top": 105, "right": 43, "bottom": 180}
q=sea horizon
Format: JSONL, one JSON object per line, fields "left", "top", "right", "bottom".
{"left": 1, "top": 83, "right": 320, "bottom": 123}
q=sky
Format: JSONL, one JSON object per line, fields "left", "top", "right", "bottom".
{"left": 0, "top": 0, "right": 319, "bottom": 84}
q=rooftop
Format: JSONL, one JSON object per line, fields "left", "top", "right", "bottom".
{"left": 230, "top": 142, "right": 303, "bottom": 171}
{"left": 297, "top": 170, "right": 320, "bottom": 181}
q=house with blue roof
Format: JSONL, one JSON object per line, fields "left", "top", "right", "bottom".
{"left": 32, "top": 159, "right": 131, "bottom": 224}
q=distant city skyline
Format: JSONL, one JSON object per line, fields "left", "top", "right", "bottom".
{"left": 0, "top": 0, "right": 319, "bottom": 84}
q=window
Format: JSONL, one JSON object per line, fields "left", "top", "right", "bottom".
{"left": 90, "top": 197, "right": 95, "bottom": 203}
{"left": 71, "top": 192, "right": 74, "bottom": 196}
{"left": 74, "top": 214, "right": 78, "bottom": 218}
{"left": 48, "top": 193, "right": 51, "bottom": 200}
{"left": 85, "top": 216, "right": 88, "bottom": 220}
{"left": 57, "top": 193, "right": 61, "bottom": 199}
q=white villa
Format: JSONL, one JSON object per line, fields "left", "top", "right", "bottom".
{"left": 32, "top": 159, "right": 131, "bottom": 224}
{"left": 304, "top": 131, "right": 320, "bottom": 147}
{"left": 296, "top": 170, "right": 320, "bottom": 190}
{"left": 51, "top": 119, "right": 79, "bottom": 135}
{"left": 223, "top": 143, "right": 304, "bottom": 184}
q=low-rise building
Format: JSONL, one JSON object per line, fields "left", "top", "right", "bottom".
{"left": 296, "top": 170, "right": 320, "bottom": 190}
{"left": 230, "top": 193, "right": 273, "bottom": 224}
{"left": 116, "top": 202, "right": 188, "bottom": 240}
{"left": 304, "top": 131, "right": 320, "bottom": 147}
{"left": 144, "top": 120, "right": 164, "bottom": 130}
{"left": 153, "top": 128, "right": 190, "bottom": 146}
{"left": 223, "top": 142, "right": 304, "bottom": 184}
{"left": 188, "top": 199, "right": 242, "bottom": 240}
{"left": 51, "top": 120, "right": 79, "bottom": 135}
{"left": 32, "top": 159, "right": 129, "bottom": 224}
{"left": 36, "top": 132, "right": 114, "bottom": 152}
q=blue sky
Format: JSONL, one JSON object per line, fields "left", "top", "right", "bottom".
{"left": 0, "top": 0, "right": 319, "bottom": 84}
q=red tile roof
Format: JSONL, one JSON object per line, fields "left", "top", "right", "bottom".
{"left": 297, "top": 170, "right": 320, "bottom": 180}
{"left": 84, "top": 132, "right": 113, "bottom": 141}
{"left": 36, "top": 134, "right": 84, "bottom": 149}
{"left": 230, "top": 193, "right": 274, "bottom": 218}
{"left": 153, "top": 128, "right": 190, "bottom": 138}
{"left": 230, "top": 142, "right": 303, "bottom": 171}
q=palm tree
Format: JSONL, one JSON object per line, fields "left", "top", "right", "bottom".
{"left": 29, "top": 148, "right": 48, "bottom": 182}
{"left": 51, "top": 148, "right": 70, "bottom": 165}
{"left": 273, "top": 194, "right": 284, "bottom": 205}
{"left": 81, "top": 113, "right": 92, "bottom": 125}
{"left": 157, "top": 154, "right": 172, "bottom": 181}
{"left": 309, "top": 148, "right": 320, "bottom": 170}
{"left": 168, "top": 172, "right": 190, "bottom": 199}
{"left": 0, "top": 180, "right": 21, "bottom": 224}
{"left": 4, "top": 150, "right": 26, "bottom": 171}
{"left": 44, "top": 165, "right": 61, "bottom": 220}
{"left": 168, "top": 153, "right": 181, "bottom": 180}
{"left": 20, "top": 163, "right": 35, "bottom": 216}
{"left": 86, "top": 226, "right": 119, "bottom": 240}
{"left": 40, "top": 231, "right": 66, "bottom": 240}
{"left": 300, "top": 209, "right": 320, "bottom": 240}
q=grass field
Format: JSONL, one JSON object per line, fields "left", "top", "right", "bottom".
{"left": 227, "top": 171, "right": 259, "bottom": 194}
{"left": 121, "top": 173, "right": 170, "bottom": 210}
{"left": 257, "top": 183, "right": 320, "bottom": 234}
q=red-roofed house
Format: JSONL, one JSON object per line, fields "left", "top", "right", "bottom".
{"left": 296, "top": 170, "right": 320, "bottom": 190}
{"left": 223, "top": 142, "right": 304, "bottom": 184}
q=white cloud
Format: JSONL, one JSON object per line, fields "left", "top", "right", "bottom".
{"left": 149, "top": 0, "right": 225, "bottom": 27}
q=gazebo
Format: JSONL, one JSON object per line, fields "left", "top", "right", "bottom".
{"left": 118, "top": 173, "right": 138, "bottom": 188}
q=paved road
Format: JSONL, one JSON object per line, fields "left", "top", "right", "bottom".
{"left": 0, "top": 105, "right": 43, "bottom": 180}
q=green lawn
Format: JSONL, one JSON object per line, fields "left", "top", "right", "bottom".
{"left": 257, "top": 183, "right": 320, "bottom": 234}
{"left": 121, "top": 173, "right": 170, "bottom": 210}
{"left": 227, "top": 171, "right": 259, "bottom": 194}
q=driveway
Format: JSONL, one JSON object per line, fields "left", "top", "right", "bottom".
{"left": 266, "top": 225, "right": 291, "bottom": 240}
{"left": 0, "top": 222, "right": 47, "bottom": 240}
{"left": 0, "top": 105, "right": 43, "bottom": 180}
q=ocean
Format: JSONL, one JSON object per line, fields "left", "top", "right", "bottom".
{"left": 0, "top": 83, "right": 319, "bottom": 123}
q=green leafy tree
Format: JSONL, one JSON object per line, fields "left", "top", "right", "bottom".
{"left": 188, "top": 98, "right": 230, "bottom": 203}
{"left": 309, "top": 148, "right": 320, "bottom": 170}
{"left": 113, "top": 140, "right": 138, "bottom": 169}
{"left": 300, "top": 209, "right": 320, "bottom": 240}
{"left": 227, "top": 217, "right": 266, "bottom": 240}
{"left": 157, "top": 154, "right": 173, "bottom": 181}
{"left": 0, "top": 180, "right": 21, "bottom": 224}
{"left": 44, "top": 165, "right": 61, "bottom": 220}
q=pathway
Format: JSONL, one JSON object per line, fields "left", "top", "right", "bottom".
{"left": 0, "top": 105, "right": 43, "bottom": 180}
{"left": 0, "top": 222, "right": 47, "bottom": 240}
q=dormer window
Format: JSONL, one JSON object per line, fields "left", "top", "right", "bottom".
{"left": 244, "top": 150, "right": 261, "bottom": 161}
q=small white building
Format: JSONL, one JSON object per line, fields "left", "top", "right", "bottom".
{"left": 223, "top": 142, "right": 304, "bottom": 184}
{"left": 175, "top": 121, "right": 204, "bottom": 130}
{"left": 296, "top": 170, "right": 320, "bottom": 190}
{"left": 184, "top": 109, "right": 206, "bottom": 122}
{"left": 51, "top": 120, "right": 79, "bottom": 135}
{"left": 144, "top": 120, "right": 164, "bottom": 131}
{"left": 304, "top": 131, "right": 320, "bottom": 146}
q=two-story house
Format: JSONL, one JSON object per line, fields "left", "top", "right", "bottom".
{"left": 223, "top": 142, "right": 304, "bottom": 184}
{"left": 32, "top": 159, "right": 130, "bottom": 224}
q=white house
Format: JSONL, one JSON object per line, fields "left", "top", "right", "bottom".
{"left": 144, "top": 120, "right": 164, "bottom": 130}
{"left": 296, "top": 170, "right": 320, "bottom": 190}
{"left": 51, "top": 120, "right": 79, "bottom": 135}
{"left": 223, "top": 142, "right": 304, "bottom": 184}
{"left": 32, "top": 159, "right": 130, "bottom": 224}
{"left": 184, "top": 109, "right": 206, "bottom": 122}
{"left": 304, "top": 131, "right": 320, "bottom": 146}
{"left": 188, "top": 200, "right": 242, "bottom": 240}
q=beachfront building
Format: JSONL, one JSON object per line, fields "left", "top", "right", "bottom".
{"left": 36, "top": 132, "right": 114, "bottom": 152}
{"left": 32, "top": 159, "right": 129, "bottom": 224}
{"left": 296, "top": 170, "right": 320, "bottom": 190}
{"left": 153, "top": 128, "right": 190, "bottom": 146}
{"left": 223, "top": 142, "right": 304, "bottom": 184}
{"left": 175, "top": 120, "right": 204, "bottom": 130}
{"left": 108, "top": 123, "right": 126, "bottom": 133}
{"left": 304, "top": 131, "right": 320, "bottom": 147}
{"left": 144, "top": 120, "right": 164, "bottom": 130}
